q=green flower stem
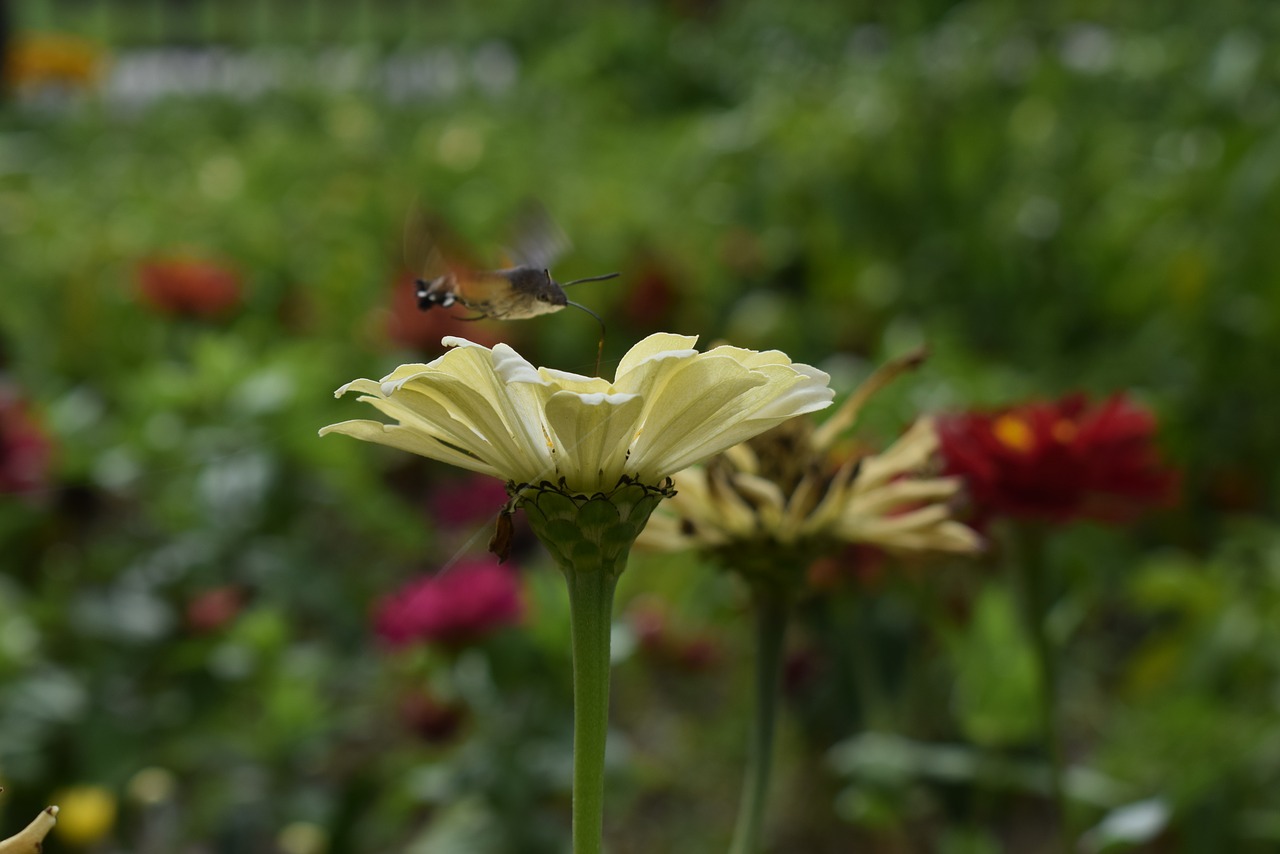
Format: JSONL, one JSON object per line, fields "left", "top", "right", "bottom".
{"left": 729, "top": 586, "right": 790, "bottom": 854}
{"left": 563, "top": 565, "right": 619, "bottom": 854}
{"left": 1010, "top": 525, "right": 1071, "bottom": 853}
{"left": 513, "top": 478, "right": 673, "bottom": 854}
{"left": 847, "top": 601, "right": 892, "bottom": 732}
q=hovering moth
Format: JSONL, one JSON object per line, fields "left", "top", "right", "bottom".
{"left": 408, "top": 204, "right": 616, "bottom": 371}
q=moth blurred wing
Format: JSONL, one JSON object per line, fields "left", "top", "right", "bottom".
{"left": 504, "top": 200, "right": 570, "bottom": 270}
{"left": 403, "top": 205, "right": 437, "bottom": 279}
{"left": 404, "top": 206, "right": 482, "bottom": 281}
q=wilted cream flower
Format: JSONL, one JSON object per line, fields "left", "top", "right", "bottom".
{"left": 640, "top": 350, "right": 981, "bottom": 583}
{"left": 0, "top": 805, "right": 58, "bottom": 854}
{"left": 320, "top": 332, "right": 833, "bottom": 496}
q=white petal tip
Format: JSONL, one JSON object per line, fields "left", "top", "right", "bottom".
{"left": 441, "top": 336, "right": 483, "bottom": 349}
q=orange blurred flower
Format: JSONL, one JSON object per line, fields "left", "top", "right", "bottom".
{"left": 4, "top": 33, "right": 105, "bottom": 91}
{"left": 135, "top": 256, "right": 244, "bottom": 320}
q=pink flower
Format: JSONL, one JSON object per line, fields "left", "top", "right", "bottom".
{"left": 427, "top": 474, "right": 510, "bottom": 528}
{"left": 0, "top": 388, "right": 53, "bottom": 496}
{"left": 374, "top": 558, "right": 524, "bottom": 648}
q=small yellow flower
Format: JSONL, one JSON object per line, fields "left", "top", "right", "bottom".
{"left": 321, "top": 332, "right": 833, "bottom": 495}
{"left": 640, "top": 350, "right": 981, "bottom": 584}
{"left": 278, "top": 821, "right": 329, "bottom": 854}
{"left": 51, "top": 785, "right": 116, "bottom": 846}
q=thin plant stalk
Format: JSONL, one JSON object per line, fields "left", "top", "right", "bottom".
{"left": 562, "top": 565, "right": 619, "bottom": 854}
{"left": 1010, "top": 525, "right": 1072, "bottom": 854}
{"left": 729, "top": 587, "right": 791, "bottom": 854}
{"left": 519, "top": 482, "right": 671, "bottom": 854}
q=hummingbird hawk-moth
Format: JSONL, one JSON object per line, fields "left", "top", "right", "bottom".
{"left": 408, "top": 205, "right": 616, "bottom": 371}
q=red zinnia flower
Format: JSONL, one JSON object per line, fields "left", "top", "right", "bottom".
{"left": 0, "top": 388, "right": 54, "bottom": 496}
{"left": 374, "top": 557, "right": 524, "bottom": 648}
{"left": 135, "top": 257, "right": 243, "bottom": 320}
{"left": 938, "top": 392, "right": 1177, "bottom": 526}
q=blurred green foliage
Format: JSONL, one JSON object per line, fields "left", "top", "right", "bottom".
{"left": 1, "top": 0, "right": 1278, "bottom": 851}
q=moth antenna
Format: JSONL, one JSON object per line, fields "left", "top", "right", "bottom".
{"left": 567, "top": 300, "right": 607, "bottom": 376}
{"left": 561, "top": 272, "right": 620, "bottom": 288}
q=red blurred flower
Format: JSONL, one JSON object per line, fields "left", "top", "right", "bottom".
{"left": 398, "top": 691, "right": 467, "bottom": 744}
{"left": 185, "top": 585, "right": 247, "bottom": 634}
{"left": 938, "top": 392, "right": 1177, "bottom": 526}
{"left": 621, "top": 256, "right": 681, "bottom": 329}
{"left": 0, "top": 387, "right": 53, "bottom": 496}
{"left": 385, "top": 273, "right": 502, "bottom": 352}
{"left": 374, "top": 558, "right": 524, "bottom": 648}
{"left": 626, "top": 595, "right": 724, "bottom": 672}
{"left": 783, "top": 645, "right": 822, "bottom": 697}
{"left": 135, "top": 257, "right": 243, "bottom": 319}
{"left": 805, "top": 544, "right": 889, "bottom": 592}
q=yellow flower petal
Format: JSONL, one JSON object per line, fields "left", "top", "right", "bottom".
{"left": 703, "top": 345, "right": 795, "bottom": 369}
{"left": 542, "top": 391, "right": 644, "bottom": 491}
{"left": 538, "top": 367, "right": 613, "bottom": 394}
{"left": 626, "top": 356, "right": 768, "bottom": 479}
{"left": 318, "top": 419, "right": 503, "bottom": 478}
{"left": 856, "top": 419, "right": 938, "bottom": 490}
{"left": 847, "top": 477, "right": 962, "bottom": 520}
{"left": 613, "top": 332, "right": 700, "bottom": 381}
{"left": 651, "top": 364, "right": 833, "bottom": 475}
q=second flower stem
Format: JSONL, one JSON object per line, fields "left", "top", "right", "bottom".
{"left": 1011, "top": 526, "right": 1071, "bottom": 854}
{"left": 563, "top": 565, "right": 619, "bottom": 854}
{"left": 729, "top": 587, "right": 790, "bottom": 854}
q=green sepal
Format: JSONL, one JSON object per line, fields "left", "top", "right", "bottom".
{"left": 512, "top": 476, "right": 675, "bottom": 578}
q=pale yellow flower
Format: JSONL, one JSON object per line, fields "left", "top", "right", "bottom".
{"left": 321, "top": 332, "right": 834, "bottom": 495}
{"left": 640, "top": 350, "right": 981, "bottom": 577}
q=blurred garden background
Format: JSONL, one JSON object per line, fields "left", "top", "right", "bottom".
{"left": 2, "top": 0, "right": 1279, "bottom": 851}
